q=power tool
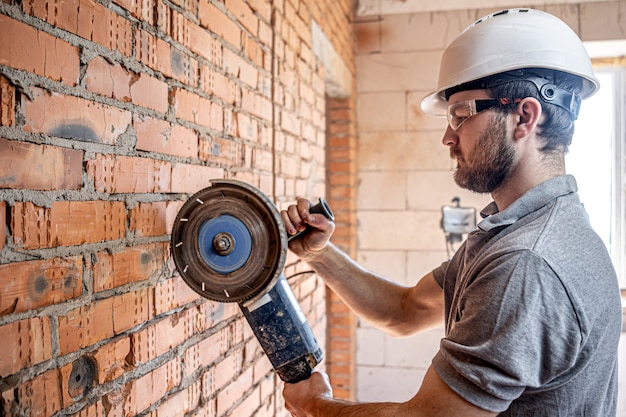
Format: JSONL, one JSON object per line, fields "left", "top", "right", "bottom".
{"left": 170, "top": 179, "right": 333, "bottom": 383}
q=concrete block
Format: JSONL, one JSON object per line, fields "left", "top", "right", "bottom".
{"left": 356, "top": 50, "right": 441, "bottom": 93}
{"left": 380, "top": 13, "right": 450, "bottom": 52}
{"left": 356, "top": 365, "right": 423, "bottom": 402}
{"left": 355, "top": 19, "right": 381, "bottom": 55}
{"left": 580, "top": 2, "right": 626, "bottom": 41}
{"left": 407, "top": 250, "right": 449, "bottom": 282}
{"left": 356, "top": 327, "right": 385, "bottom": 366}
{"left": 406, "top": 171, "right": 490, "bottom": 211}
{"left": 357, "top": 171, "right": 406, "bottom": 210}
{"left": 357, "top": 131, "right": 450, "bottom": 171}
{"left": 357, "top": 210, "right": 443, "bottom": 251}
{"left": 357, "top": 92, "right": 406, "bottom": 132}
{"left": 383, "top": 327, "right": 443, "bottom": 368}
{"left": 357, "top": 250, "right": 406, "bottom": 283}
{"left": 407, "top": 90, "right": 448, "bottom": 132}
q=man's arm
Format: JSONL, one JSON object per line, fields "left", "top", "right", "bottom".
{"left": 281, "top": 198, "right": 444, "bottom": 336}
{"left": 305, "top": 243, "right": 444, "bottom": 336}
{"left": 283, "top": 367, "right": 499, "bottom": 417}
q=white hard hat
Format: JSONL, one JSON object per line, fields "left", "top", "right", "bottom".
{"left": 421, "top": 8, "right": 600, "bottom": 117}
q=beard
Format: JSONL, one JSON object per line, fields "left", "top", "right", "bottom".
{"left": 451, "top": 113, "right": 516, "bottom": 194}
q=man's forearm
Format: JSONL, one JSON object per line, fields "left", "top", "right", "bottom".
{"left": 302, "top": 242, "right": 417, "bottom": 333}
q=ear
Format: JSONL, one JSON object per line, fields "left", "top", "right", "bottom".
{"left": 513, "top": 97, "right": 542, "bottom": 140}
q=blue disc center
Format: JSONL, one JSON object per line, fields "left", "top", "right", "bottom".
{"left": 198, "top": 215, "right": 252, "bottom": 274}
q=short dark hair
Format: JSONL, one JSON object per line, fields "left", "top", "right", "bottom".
{"left": 487, "top": 70, "right": 584, "bottom": 153}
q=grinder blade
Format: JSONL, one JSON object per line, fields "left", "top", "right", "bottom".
{"left": 171, "top": 179, "right": 287, "bottom": 303}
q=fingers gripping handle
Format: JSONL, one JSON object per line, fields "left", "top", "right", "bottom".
{"left": 287, "top": 198, "right": 334, "bottom": 242}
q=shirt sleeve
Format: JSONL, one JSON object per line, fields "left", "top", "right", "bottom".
{"left": 432, "top": 249, "right": 583, "bottom": 412}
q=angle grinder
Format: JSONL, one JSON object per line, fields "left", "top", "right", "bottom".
{"left": 170, "top": 179, "right": 333, "bottom": 383}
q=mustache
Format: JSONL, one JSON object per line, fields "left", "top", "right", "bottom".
{"left": 450, "top": 147, "right": 463, "bottom": 160}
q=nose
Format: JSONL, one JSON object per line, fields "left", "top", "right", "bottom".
{"left": 442, "top": 125, "right": 458, "bottom": 147}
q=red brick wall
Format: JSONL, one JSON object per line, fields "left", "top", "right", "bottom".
{"left": 0, "top": 0, "right": 356, "bottom": 415}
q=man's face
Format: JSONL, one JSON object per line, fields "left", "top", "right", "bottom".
{"left": 444, "top": 91, "right": 517, "bottom": 194}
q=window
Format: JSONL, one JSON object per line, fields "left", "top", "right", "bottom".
{"left": 566, "top": 65, "right": 626, "bottom": 288}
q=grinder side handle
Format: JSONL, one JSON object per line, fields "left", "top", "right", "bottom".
{"left": 287, "top": 198, "right": 334, "bottom": 242}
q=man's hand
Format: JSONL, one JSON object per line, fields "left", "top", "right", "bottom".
{"left": 281, "top": 198, "right": 335, "bottom": 260}
{"left": 283, "top": 372, "right": 333, "bottom": 417}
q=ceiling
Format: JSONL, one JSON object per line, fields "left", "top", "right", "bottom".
{"left": 356, "top": 0, "right": 621, "bottom": 16}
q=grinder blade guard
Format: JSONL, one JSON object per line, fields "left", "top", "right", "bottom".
{"left": 170, "top": 179, "right": 332, "bottom": 383}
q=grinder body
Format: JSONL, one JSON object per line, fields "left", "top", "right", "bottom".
{"left": 170, "top": 179, "right": 331, "bottom": 383}
{"left": 241, "top": 275, "right": 323, "bottom": 382}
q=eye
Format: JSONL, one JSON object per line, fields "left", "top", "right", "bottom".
{"left": 450, "top": 103, "right": 471, "bottom": 118}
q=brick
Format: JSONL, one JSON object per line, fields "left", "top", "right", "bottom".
{"left": 130, "top": 71, "right": 169, "bottom": 114}
{"left": 134, "top": 117, "right": 198, "bottom": 158}
{"left": 0, "top": 75, "right": 15, "bottom": 126}
{"left": 11, "top": 201, "right": 126, "bottom": 249}
{"left": 169, "top": 46, "right": 199, "bottom": 86}
{"left": 85, "top": 56, "right": 132, "bottom": 102}
{"left": 0, "top": 257, "right": 82, "bottom": 315}
{"left": 223, "top": 48, "right": 259, "bottom": 89}
{"left": 0, "top": 317, "right": 52, "bottom": 377}
{"left": 14, "top": 368, "right": 62, "bottom": 417}
{"left": 170, "top": 10, "right": 190, "bottom": 47}
{"left": 242, "top": 35, "right": 264, "bottom": 68}
{"left": 112, "top": 288, "right": 153, "bottom": 334}
{"left": 153, "top": 309, "right": 193, "bottom": 357}
{"left": 87, "top": 154, "right": 171, "bottom": 194}
{"left": 129, "top": 201, "right": 168, "bottom": 237}
{"left": 136, "top": 29, "right": 198, "bottom": 86}
{"left": 236, "top": 112, "right": 259, "bottom": 142}
{"left": 136, "top": 0, "right": 156, "bottom": 25}
{"left": 130, "top": 322, "right": 157, "bottom": 365}
{"left": 241, "top": 89, "right": 272, "bottom": 121}
{"left": 187, "top": 21, "right": 223, "bottom": 65}
{"left": 172, "top": 87, "right": 223, "bottom": 130}
{"left": 170, "top": 163, "right": 224, "bottom": 193}
{"left": 216, "top": 366, "right": 253, "bottom": 416}
{"left": 225, "top": 0, "right": 258, "bottom": 35}
{"left": 183, "top": 330, "right": 226, "bottom": 379}
{"left": 65, "top": 401, "right": 105, "bottom": 417}
{"left": 131, "top": 311, "right": 192, "bottom": 365}
{"left": 199, "top": 1, "right": 242, "bottom": 47}
{"left": 112, "top": 0, "right": 138, "bottom": 17}
{"left": 155, "top": 0, "right": 171, "bottom": 34}
{"left": 90, "top": 4, "right": 133, "bottom": 56}
{"left": 199, "top": 136, "right": 242, "bottom": 166}
{"left": 22, "top": 0, "right": 87, "bottom": 35}
{"left": 93, "top": 337, "right": 132, "bottom": 384}
{"left": 0, "top": 15, "right": 79, "bottom": 85}
{"left": 126, "top": 360, "right": 181, "bottom": 415}
{"left": 153, "top": 276, "right": 200, "bottom": 315}
{"left": 201, "top": 65, "right": 240, "bottom": 105}
{"left": 93, "top": 242, "right": 168, "bottom": 291}
{"left": 58, "top": 298, "right": 115, "bottom": 354}
{"left": 23, "top": 88, "right": 132, "bottom": 145}
{"left": 230, "top": 385, "right": 261, "bottom": 417}
{"left": 0, "top": 139, "right": 83, "bottom": 190}
{"left": 156, "top": 390, "right": 187, "bottom": 417}
{"left": 0, "top": 201, "right": 4, "bottom": 251}
{"left": 247, "top": 0, "right": 272, "bottom": 22}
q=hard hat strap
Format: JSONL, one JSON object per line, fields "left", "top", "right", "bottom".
{"left": 444, "top": 69, "right": 583, "bottom": 120}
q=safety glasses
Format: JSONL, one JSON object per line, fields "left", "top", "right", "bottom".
{"left": 446, "top": 98, "right": 500, "bottom": 130}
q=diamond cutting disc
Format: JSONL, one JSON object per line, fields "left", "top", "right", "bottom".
{"left": 170, "top": 179, "right": 287, "bottom": 303}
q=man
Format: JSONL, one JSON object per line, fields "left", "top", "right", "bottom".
{"left": 280, "top": 8, "right": 622, "bottom": 417}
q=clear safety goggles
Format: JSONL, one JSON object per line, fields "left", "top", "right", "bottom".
{"left": 446, "top": 98, "right": 500, "bottom": 130}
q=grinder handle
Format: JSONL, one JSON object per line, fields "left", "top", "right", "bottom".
{"left": 287, "top": 198, "right": 334, "bottom": 242}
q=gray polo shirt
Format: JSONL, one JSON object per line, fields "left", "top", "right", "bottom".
{"left": 432, "top": 175, "right": 622, "bottom": 416}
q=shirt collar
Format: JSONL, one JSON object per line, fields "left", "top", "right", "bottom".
{"left": 477, "top": 175, "right": 578, "bottom": 231}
